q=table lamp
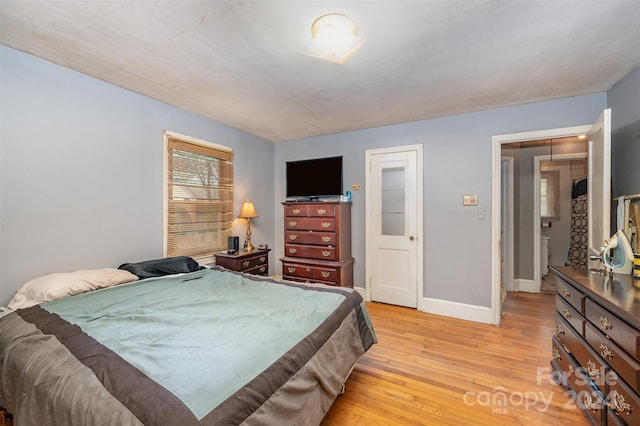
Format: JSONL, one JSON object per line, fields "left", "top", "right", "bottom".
{"left": 239, "top": 199, "right": 258, "bottom": 252}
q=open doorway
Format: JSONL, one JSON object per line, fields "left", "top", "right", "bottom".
{"left": 491, "top": 110, "right": 611, "bottom": 325}
{"left": 502, "top": 137, "right": 588, "bottom": 293}
{"left": 501, "top": 139, "right": 588, "bottom": 290}
{"left": 491, "top": 123, "right": 592, "bottom": 325}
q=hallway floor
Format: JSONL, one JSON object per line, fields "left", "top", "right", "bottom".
{"left": 540, "top": 269, "right": 557, "bottom": 294}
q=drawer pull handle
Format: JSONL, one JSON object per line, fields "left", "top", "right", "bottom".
{"left": 289, "top": 221, "right": 297, "bottom": 227}
{"left": 322, "top": 236, "right": 331, "bottom": 242}
{"left": 317, "top": 209, "right": 326, "bottom": 215}
{"left": 321, "top": 271, "right": 330, "bottom": 278}
{"left": 289, "top": 247, "right": 297, "bottom": 254}
{"left": 289, "top": 234, "right": 298, "bottom": 241}
{"left": 562, "top": 289, "right": 570, "bottom": 298}
{"left": 555, "top": 323, "right": 564, "bottom": 336}
{"left": 322, "top": 250, "right": 331, "bottom": 257}
{"left": 259, "top": 266, "right": 265, "bottom": 273}
{"left": 599, "top": 316, "right": 613, "bottom": 331}
{"left": 599, "top": 344, "right": 613, "bottom": 360}
{"left": 259, "top": 257, "right": 265, "bottom": 262}
{"left": 242, "top": 261, "right": 250, "bottom": 268}
{"left": 562, "top": 309, "right": 571, "bottom": 319}
{"left": 586, "top": 360, "right": 600, "bottom": 379}
{"left": 552, "top": 348, "right": 561, "bottom": 361}
{"left": 306, "top": 268, "right": 311, "bottom": 272}
{"left": 292, "top": 209, "right": 301, "bottom": 215}
{"left": 287, "top": 267, "right": 296, "bottom": 273}
{"left": 610, "top": 390, "right": 632, "bottom": 415}
{"left": 322, "top": 222, "right": 331, "bottom": 228}
{"left": 582, "top": 393, "right": 599, "bottom": 413}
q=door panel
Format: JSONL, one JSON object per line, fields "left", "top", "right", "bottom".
{"left": 369, "top": 150, "right": 418, "bottom": 308}
{"left": 588, "top": 109, "right": 611, "bottom": 269}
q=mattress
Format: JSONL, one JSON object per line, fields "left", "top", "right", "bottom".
{"left": 0, "top": 266, "right": 376, "bottom": 425}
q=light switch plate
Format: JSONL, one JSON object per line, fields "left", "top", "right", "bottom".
{"left": 463, "top": 194, "right": 478, "bottom": 206}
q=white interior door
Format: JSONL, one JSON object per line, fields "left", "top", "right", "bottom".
{"left": 366, "top": 146, "right": 421, "bottom": 308}
{"left": 588, "top": 109, "right": 612, "bottom": 270}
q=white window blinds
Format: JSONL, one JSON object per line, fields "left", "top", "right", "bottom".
{"left": 165, "top": 133, "right": 233, "bottom": 265}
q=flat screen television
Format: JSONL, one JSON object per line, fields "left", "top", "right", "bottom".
{"left": 286, "top": 156, "right": 343, "bottom": 200}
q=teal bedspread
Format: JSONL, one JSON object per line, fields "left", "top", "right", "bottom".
{"left": 41, "top": 269, "right": 346, "bottom": 420}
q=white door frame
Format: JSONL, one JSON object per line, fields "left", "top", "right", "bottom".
{"left": 491, "top": 124, "right": 591, "bottom": 324}
{"left": 501, "top": 156, "right": 514, "bottom": 293}
{"left": 365, "top": 144, "right": 424, "bottom": 306}
{"left": 533, "top": 152, "right": 588, "bottom": 291}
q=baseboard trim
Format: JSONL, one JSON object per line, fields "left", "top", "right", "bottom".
{"left": 419, "top": 297, "right": 494, "bottom": 325}
{"left": 513, "top": 279, "right": 539, "bottom": 293}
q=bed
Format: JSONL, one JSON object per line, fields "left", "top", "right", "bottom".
{"left": 0, "top": 259, "right": 376, "bottom": 425}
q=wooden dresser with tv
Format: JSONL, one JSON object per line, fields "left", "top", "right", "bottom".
{"left": 280, "top": 201, "right": 353, "bottom": 287}
{"left": 550, "top": 266, "right": 639, "bottom": 426}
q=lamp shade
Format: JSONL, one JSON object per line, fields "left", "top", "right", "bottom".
{"left": 239, "top": 199, "right": 258, "bottom": 219}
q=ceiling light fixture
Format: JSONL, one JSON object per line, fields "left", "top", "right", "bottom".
{"left": 304, "top": 13, "right": 365, "bottom": 64}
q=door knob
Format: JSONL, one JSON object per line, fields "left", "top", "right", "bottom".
{"left": 409, "top": 236, "right": 415, "bottom": 241}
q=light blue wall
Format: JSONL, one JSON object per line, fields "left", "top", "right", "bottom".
{"left": 1, "top": 44, "right": 623, "bottom": 311}
{"left": 275, "top": 94, "right": 607, "bottom": 307}
{"left": 0, "top": 46, "right": 275, "bottom": 306}
{"left": 608, "top": 67, "right": 640, "bottom": 197}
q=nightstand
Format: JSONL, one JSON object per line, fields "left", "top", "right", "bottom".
{"left": 214, "top": 248, "right": 271, "bottom": 276}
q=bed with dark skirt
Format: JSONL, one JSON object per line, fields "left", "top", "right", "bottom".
{"left": 0, "top": 259, "right": 376, "bottom": 425}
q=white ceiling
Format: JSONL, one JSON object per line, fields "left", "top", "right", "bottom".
{"left": 1, "top": 1, "right": 639, "bottom": 142}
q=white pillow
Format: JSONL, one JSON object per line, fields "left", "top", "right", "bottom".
{"left": 8, "top": 268, "right": 139, "bottom": 310}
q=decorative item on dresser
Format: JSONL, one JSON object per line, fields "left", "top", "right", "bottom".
{"left": 281, "top": 201, "right": 354, "bottom": 287}
{"left": 550, "top": 266, "right": 640, "bottom": 426}
{"left": 214, "top": 248, "right": 270, "bottom": 276}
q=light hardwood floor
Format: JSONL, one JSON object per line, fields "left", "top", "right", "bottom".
{"left": 322, "top": 292, "right": 592, "bottom": 425}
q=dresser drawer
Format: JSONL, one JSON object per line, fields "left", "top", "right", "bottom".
{"left": 552, "top": 335, "right": 580, "bottom": 388}
{"left": 553, "top": 332, "right": 606, "bottom": 426}
{"left": 608, "top": 374, "right": 640, "bottom": 426}
{"left": 284, "top": 205, "right": 336, "bottom": 218}
{"left": 556, "top": 313, "right": 612, "bottom": 394}
{"left": 284, "top": 231, "right": 336, "bottom": 246}
{"left": 285, "top": 217, "right": 335, "bottom": 231}
{"left": 585, "top": 299, "right": 640, "bottom": 361}
{"left": 307, "top": 205, "right": 336, "bottom": 217}
{"left": 555, "top": 313, "right": 582, "bottom": 349}
{"left": 238, "top": 255, "right": 268, "bottom": 271}
{"left": 245, "top": 264, "right": 268, "bottom": 276}
{"left": 284, "top": 244, "right": 336, "bottom": 261}
{"left": 556, "top": 277, "right": 585, "bottom": 314}
{"left": 282, "top": 262, "right": 338, "bottom": 285}
{"left": 585, "top": 321, "right": 640, "bottom": 393}
{"left": 573, "top": 379, "right": 606, "bottom": 425}
{"left": 556, "top": 295, "right": 585, "bottom": 336}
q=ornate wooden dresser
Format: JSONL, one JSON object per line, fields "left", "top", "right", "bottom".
{"left": 551, "top": 266, "right": 640, "bottom": 425}
{"left": 280, "top": 201, "right": 353, "bottom": 287}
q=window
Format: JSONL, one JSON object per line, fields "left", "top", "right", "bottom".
{"left": 164, "top": 131, "right": 233, "bottom": 265}
{"left": 540, "top": 170, "right": 560, "bottom": 220}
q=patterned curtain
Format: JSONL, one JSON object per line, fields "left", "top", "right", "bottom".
{"left": 566, "top": 178, "right": 588, "bottom": 267}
